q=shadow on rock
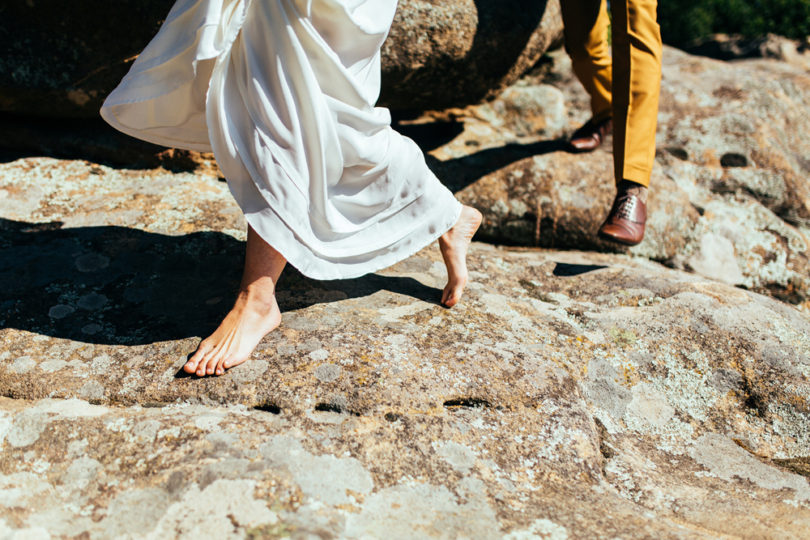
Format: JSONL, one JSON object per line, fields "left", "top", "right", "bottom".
{"left": 381, "top": 0, "right": 556, "bottom": 109}
{"left": 0, "top": 114, "right": 213, "bottom": 173}
{"left": 433, "top": 138, "right": 567, "bottom": 193}
{"left": 392, "top": 114, "right": 568, "bottom": 193}
{"left": 392, "top": 116, "right": 466, "bottom": 153}
{"left": 0, "top": 218, "right": 442, "bottom": 346}
{"left": 553, "top": 263, "right": 609, "bottom": 277}
{"left": 467, "top": 0, "right": 551, "bottom": 89}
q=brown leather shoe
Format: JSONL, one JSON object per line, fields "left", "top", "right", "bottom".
{"left": 568, "top": 117, "right": 612, "bottom": 153}
{"left": 598, "top": 193, "right": 647, "bottom": 245}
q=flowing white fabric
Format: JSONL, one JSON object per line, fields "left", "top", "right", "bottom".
{"left": 101, "top": 0, "right": 462, "bottom": 280}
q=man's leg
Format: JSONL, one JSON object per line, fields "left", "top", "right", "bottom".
{"left": 599, "top": 0, "right": 662, "bottom": 245}
{"left": 609, "top": 0, "right": 662, "bottom": 188}
{"left": 561, "top": 0, "right": 613, "bottom": 152}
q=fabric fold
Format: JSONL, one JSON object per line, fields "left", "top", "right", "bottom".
{"left": 101, "top": 0, "right": 462, "bottom": 280}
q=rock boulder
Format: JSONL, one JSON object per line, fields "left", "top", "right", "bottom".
{"left": 381, "top": 0, "right": 563, "bottom": 110}
{"left": 0, "top": 0, "right": 563, "bottom": 118}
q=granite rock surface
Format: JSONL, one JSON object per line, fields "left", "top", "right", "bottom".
{"left": 1, "top": 156, "right": 810, "bottom": 538}
{"left": 382, "top": 0, "right": 563, "bottom": 110}
{"left": 418, "top": 46, "right": 810, "bottom": 307}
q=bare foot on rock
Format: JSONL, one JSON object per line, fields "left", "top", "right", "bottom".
{"left": 184, "top": 226, "right": 286, "bottom": 377}
{"left": 184, "top": 288, "right": 281, "bottom": 376}
{"left": 439, "top": 205, "right": 482, "bottom": 308}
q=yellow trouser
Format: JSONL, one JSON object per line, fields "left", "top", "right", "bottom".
{"left": 561, "top": 0, "right": 662, "bottom": 187}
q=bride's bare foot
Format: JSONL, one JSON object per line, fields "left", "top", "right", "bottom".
{"left": 184, "top": 287, "right": 281, "bottom": 376}
{"left": 184, "top": 226, "right": 287, "bottom": 377}
{"left": 439, "top": 205, "right": 482, "bottom": 308}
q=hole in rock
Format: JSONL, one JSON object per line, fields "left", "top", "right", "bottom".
{"left": 384, "top": 412, "right": 402, "bottom": 422}
{"left": 314, "top": 403, "right": 360, "bottom": 416}
{"left": 142, "top": 402, "right": 167, "bottom": 409}
{"left": 666, "top": 147, "right": 689, "bottom": 161}
{"left": 744, "top": 393, "right": 767, "bottom": 417}
{"left": 443, "top": 398, "right": 492, "bottom": 409}
{"left": 553, "top": 263, "right": 608, "bottom": 277}
{"left": 740, "top": 377, "right": 768, "bottom": 418}
{"left": 253, "top": 403, "right": 281, "bottom": 414}
{"left": 593, "top": 417, "right": 615, "bottom": 461}
{"left": 720, "top": 153, "right": 748, "bottom": 168}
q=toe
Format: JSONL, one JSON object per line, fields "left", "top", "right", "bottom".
{"left": 223, "top": 354, "right": 249, "bottom": 370}
{"left": 442, "top": 284, "right": 460, "bottom": 308}
{"left": 441, "top": 284, "right": 452, "bottom": 307}
{"left": 442, "top": 275, "right": 468, "bottom": 308}
{"left": 204, "top": 352, "right": 220, "bottom": 375}
{"left": 215, "top": 355, "right": 229, "bottom": 376}
{"left": 185, "top": 342, "right": 211, "bottom": 373}
{"left": 196, "top": 349, "right": 215, "bottom": 377}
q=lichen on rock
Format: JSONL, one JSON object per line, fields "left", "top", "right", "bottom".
{"left": 1, "top": 154, "right": 809, "bottom": 537}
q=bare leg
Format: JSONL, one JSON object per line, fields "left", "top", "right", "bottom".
{"left": 184, "top": 226, "right": 287, "bottom": 376}
{"left": 439, "top": 205, "right": 482, "bottom": 308}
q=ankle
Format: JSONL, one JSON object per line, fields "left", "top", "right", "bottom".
{"left": 239, "top": 281, "right": 277, "bottom": 307}
{"left": 618, "top": 180, "right": 648, "bottom": 204}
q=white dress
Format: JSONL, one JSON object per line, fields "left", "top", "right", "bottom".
{"left": 101, "top": 0, "right": 462, "bottom": 280}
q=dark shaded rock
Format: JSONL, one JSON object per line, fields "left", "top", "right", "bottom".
{"left": 0, "top": 0, "right": 563, "bottom": 118}
{"left": 0, "top": 1, "right": 169, "bottom": 119}
{"left": 0, "top": 114, "right": 218, "bottom": 173}
{"left": 381, "top": 0, "right": 563, "bottom": 110}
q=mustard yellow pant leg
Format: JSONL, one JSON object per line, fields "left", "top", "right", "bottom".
{"left": 610, "top": 0, "right": 662, "bottom": 187}
{"left": 560, "top": 0, "right": 612, "bottom": 123}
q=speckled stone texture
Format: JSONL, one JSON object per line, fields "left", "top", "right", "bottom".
{"left": 421, "top": 46, "right": 810, "bottom": 308}
{"left": 1, "top": 155, "right": 810, "bottom": 538}
{"left": 0, "top": 0, "right": 562, "bottom": 117}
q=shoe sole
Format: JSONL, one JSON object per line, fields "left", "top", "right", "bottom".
{"left": 598, "top": 230, "right": 643, "bottom": 246}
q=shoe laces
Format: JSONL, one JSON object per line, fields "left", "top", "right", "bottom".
{"left": 614, "top": 194, "right": 638, "bottom": 220}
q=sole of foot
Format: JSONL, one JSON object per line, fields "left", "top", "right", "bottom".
{"left": 439, "top": 205, "right": 483, "bottom": 308}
